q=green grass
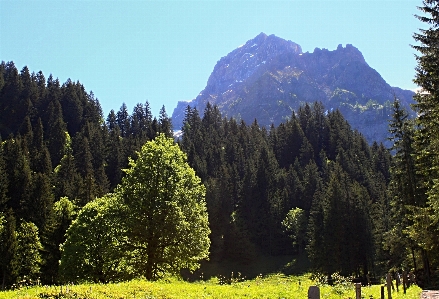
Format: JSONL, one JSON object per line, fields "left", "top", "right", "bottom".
{"left": 0, "top": 274, "right": 422, "bottom": 299}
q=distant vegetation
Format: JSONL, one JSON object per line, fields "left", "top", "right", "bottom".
{"left": 1, "top": 0, "right": 439, "bottom": 293}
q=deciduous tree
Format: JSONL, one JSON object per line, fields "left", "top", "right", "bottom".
{"left": 120, "top": 134, "right": 210, "bottom": 280}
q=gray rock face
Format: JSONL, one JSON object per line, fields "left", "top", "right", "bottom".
{"left": 172, "top": 33, "right": 414, "bottom": 145}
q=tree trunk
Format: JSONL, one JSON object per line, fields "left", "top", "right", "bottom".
{"left": 2, "top": 268, "right": 5, "bottom": 290}
{"left": 411, "top": 247, "right": 417, "bottom": 272}
{"left": 422, "top": 249, "right": 430, "bottom": 286}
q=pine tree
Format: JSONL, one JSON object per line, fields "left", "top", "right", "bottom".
{"left": 60, "top": 79, "right": 83, "bottom": 135}
{"left": 73, "top": 135, "right": 97, "bottom": 206}
{"left": 105, "top": 125, "right": 125, "bottom": 190}
{"left": 19, "top": 66, "right": 39, "bottom": 121}
{"left": 15, "top": 221, "right": 43, "bottom": 282}
{"left": 388, "top": 99, "right": 420, "bottom": 206}
{"left": 410, "top": 1, "right": 439, "bottom": 282}
{"left": 0, "top": 210, "right": 18, "bottom": 289}
{"left": 40, "top": 197, "right": 76, "bottom": 284}
{"left": 3, "top": 138, "right": 32, "bottom": 220}
{"left": 412, "top": 0, "right": 439, "bottom": 197}
{"left": 0, "top": 62, "right": 23, "bottom": 136}
{"left": 158, "top": 105, "right": 172, "bottom": 137}
{"left": 0, "top": 138, "right": 9, "bottom": 212}
{"left": 28, "top": 173, "right": 54, "bottom": 231}
{"left": 53, "top": 148, "right": 81, "bottom": 202}
{"left": 31, "top": 118, "right": 52, "bottom": 174}
{"left": 116, "top": 103, "right": 130, "bottom": 137}
{"left": 46, "top": 100, "right": 67, "bottom": 167}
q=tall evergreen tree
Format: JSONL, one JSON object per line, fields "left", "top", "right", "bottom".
{"left": 46, "top": 100, "right": 67, "bottom": 167}
{"left": 0, "top": 62, "right": 22, "bottom": 136}
{"left": 15, "top": 221, "right": 43, "bottom": 282}
{"left": 31, "top": 118, "right": 52, "bottom": 174}
{"left": 116, "top": 103, "right": 130, "bottom": 138}
{"left": 41, "top": 197, "right": 76, "bottom": 284}
{"left": 158, "top": 105, "right": 172, "bottom": 137}
{"left": 0, "top": 210, "right": 18, "bottom": 289}
{"left": 74, "top": 135, "right": 97, "bottom": 206}
{"left": 3, "top": 138, "right": 32, "bottom": 220}
{"left": 53, "top": 134, "right": 81, "bottom": 201}
{"left": 60, "top": 79, "right": 83, "bottom": 135}
{"left": 0, "top": 138, "right": 9, "bottom": 211}
{"left": 410, "top": 0, "right": 439, "bottom": 282}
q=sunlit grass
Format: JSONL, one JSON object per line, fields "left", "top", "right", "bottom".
{"left": 0, "top": 273, "right": 422, "bottom": 299}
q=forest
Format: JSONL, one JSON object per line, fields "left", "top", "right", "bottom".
{"left": 1, "top": 0, "right": 439, "bottom": 290}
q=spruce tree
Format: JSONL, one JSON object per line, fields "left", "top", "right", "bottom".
{"left": 158, "top": 105, "right": 172, "bottom": 137}
{"left": 15, "top": 221, "right": 43, "bottom": 282}
{"left": 0, "top": 210, "right": 18, "bottom": 289}
{"left": 3, "top": 138, "right": 32, "bottom": 220}
{"left": 411, "top": 0, "right": 439, "bottom": 281}
{"left": 0, "top": 138, "right": 9, "bottom": 211}
{"left": 46, "top": 100, "right": 67, "bottom": 167}
{"left": 412, "top": 0, "right": 439, "bottom": 197}
{"left": 116, "top": 103, "right": 130, "bottom": 137}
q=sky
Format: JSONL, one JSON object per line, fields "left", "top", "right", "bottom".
{"left": 1, "top": 0, "right": 421, "bottom": 118}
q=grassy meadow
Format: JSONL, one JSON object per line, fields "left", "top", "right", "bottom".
{"left": 0, "top": 273, "right": 422, "bottom": 299}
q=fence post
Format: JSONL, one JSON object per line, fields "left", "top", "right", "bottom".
{"left": 386, "top": 273, "right": 393, "bottom": 299}
{"left": 355, "top": 283, "right": 361, "bottom": 299}
{"left": 402, "top": 270, "right": 407, "bottom": 294}
{"left": 381, "top": 285, "right": 385, "bottom": 299}
{"left": 308, "top": 285, "right": 320, "bottom": 299}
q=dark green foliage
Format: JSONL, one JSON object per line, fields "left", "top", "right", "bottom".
{"left": 116, "top": 103, "right": 130, "bottom": 137}
{"left": 0, "top": 61, "right": 394, "bottom": 284}
{"left": 158, "top": 105, "right": 172, "bottom": 137}
{"left": 397, "top": 1, "right": 439, "bottom": 285}
{"left": 0, "top": 62, "right": 173, "bottom": 286}
{"left": 15, "top": 221, "right": 43, "bottom": 282}
{"left": 0, "top": 210, "right": 18, "bottom": 289}
{"left": 3, "top": 138, "right": 32, "bottom": 220}
{"left": 179, "top": 101, "right": 390, "bottom": 276}
{"left": 40, "top": 197, "right": 76, "bottom": 284}
{"left": 0, "top": 138, "right": 9, "bottom": 211}
{"left": 46, "top": 100, "right": 67, "bottom": 167}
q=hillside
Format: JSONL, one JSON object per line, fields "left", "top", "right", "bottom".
{"left": 172, "top": 33, "right": 414, "bottom": 144}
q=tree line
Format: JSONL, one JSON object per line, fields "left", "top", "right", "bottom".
{"left": 179, "top": 102, "right": 391, "bottom": 277}
{"left": 0, "top": 61, "right": 173, "bottom": 287}
{"left": 0, "top": 61, "right": 393, "bottom": 287}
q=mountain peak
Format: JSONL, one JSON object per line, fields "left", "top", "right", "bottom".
{"left": 253, "top": 32, "right": 268, "bottom": 43}
{"left": 203, "top": 34, "right": 302, "bottom": 95}
{"left": 311, "top": 43, "right": 365, "bottom": 64}
{"left": 172, "top": 34, "right": 414, "bottom": 145}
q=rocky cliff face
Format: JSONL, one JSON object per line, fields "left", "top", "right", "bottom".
{"left": 172, "top": 33, "right": 414, "bottom": 144}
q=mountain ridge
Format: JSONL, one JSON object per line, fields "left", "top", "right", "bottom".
{"left": 172, "top": 33, "right": 414, "bottom": 144}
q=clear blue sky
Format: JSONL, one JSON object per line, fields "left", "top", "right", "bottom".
{"left": 1, "top": 0, "right": 421, "bottom": 118}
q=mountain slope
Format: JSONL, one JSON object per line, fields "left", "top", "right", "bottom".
{"left": 172, "top": 33, "right": 414, "bottom": 144}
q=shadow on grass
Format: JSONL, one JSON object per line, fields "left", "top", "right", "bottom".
{"left": 182, "top": 252, "right": 311, "bottom": 282}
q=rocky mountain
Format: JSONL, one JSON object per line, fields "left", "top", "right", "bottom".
{"left": 172, "top": 32, "right": 415, "bottom": 144}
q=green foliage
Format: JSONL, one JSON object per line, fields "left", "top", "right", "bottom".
{"left": 0, "top": 211, "right": 18, "bottom": 289}
{"left": 60, "top": 134, "right": 210, "bottom": 282}
{"left": 60, "top": 194, "right": 129, "bottom": 283}
{"left": 119, "top": 133, "right": 210, "bottom": 280}
{"left": 379, "top": 1, "right": 439, "bottom": 286}
{"left": 40, "top": 197, "right": 76, "bottom": 284}
{"left": 282, "top": 207, "right": 307, "bottom": 253}
{"left": 0, "top": 60, "right": 399, "bottom": 284}
{"left": 15, "top": 222, "right": 43, "bottom": 281}
{"left": 179, "top": 101, "right": 391, "bottom": 275}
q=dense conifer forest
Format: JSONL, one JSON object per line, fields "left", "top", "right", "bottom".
{"left": 2, "top": 1, "right": 439, "bottom": 288}
{"left": 0, "top": 60, "right": 428, "bottom": 288}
